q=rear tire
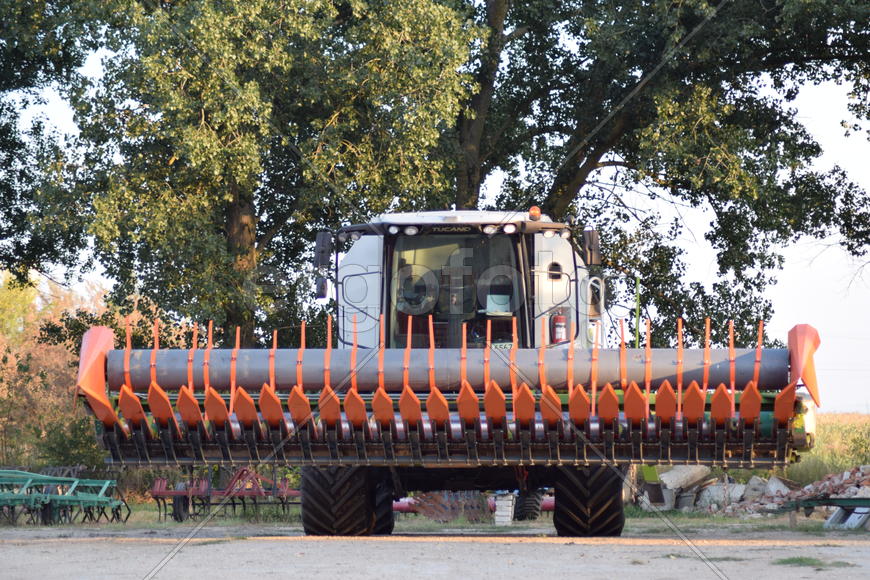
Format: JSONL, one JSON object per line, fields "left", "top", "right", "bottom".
{"left": 171, "top": 482, "right": 189, "bottom": 523}
{"left": 372, "top": 478, "right": 395, "bottom": 535}
{"left": 300, "top": 466, "right": 374, "bottom": 536}
{"left": 554, "top": 465, "right": 625, "bottom": 537}
{"left": 513, "top": 488, "right": 544, "bottom": 521}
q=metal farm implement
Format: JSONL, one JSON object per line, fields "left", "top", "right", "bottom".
{"left": 73, "top": 209, "right": 822, "bottom": 536}
{"left": 0, "top": 469, "right": 129, "bottom": 525}
{"left": 150, "top": 467, "right": 299, "bottom": 522}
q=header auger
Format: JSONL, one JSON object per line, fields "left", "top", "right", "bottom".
{"left": 74, "top": 209, "right": 821, "bottom": 536}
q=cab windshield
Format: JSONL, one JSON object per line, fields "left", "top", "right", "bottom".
{"left": 389, "top": 234, "right": 521, "bottom": 348}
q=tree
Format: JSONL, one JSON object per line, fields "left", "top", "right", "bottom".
{"left": 441, "top": 0, "right": 870, "bottom": 344}
{"left": 0, "top": 273, "right": 103, "bottom": 467}
{"left": 0, "top": 0, "right": 90, "bottom": 283}
{"left": 67, "top": 0, "right": 474, "bottom": 346}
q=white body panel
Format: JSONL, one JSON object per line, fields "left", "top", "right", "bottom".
{"left": 337, "top": 235, "right": 383, "bottom": 349}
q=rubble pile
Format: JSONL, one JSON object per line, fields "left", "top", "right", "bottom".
{"left": 641, "top": 465, "right": 870, "bottom": 515}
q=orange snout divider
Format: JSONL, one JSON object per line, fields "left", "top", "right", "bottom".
{"left": 788, "top": 324, "right": 821, "bottom": 407}
{"left": 76, "top": 326, "right": 127, "bottom": 434}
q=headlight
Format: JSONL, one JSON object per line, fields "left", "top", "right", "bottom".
{"left": 404, "top": 226, "right": 419, "bottom": 236}
{"left": 483, "top": 224, "right": 498, "bottom": 235}
{"left": 503, "top": 224, "right": 517, "bottom": 234}
{"left": 350, "top": 231, "right": 362, "bottom": 241}
{"left": 793, "top": 394, "right": 817, "bottom": 451}
{"left": 542, "top": 229, "right": 555, "bottom": 238}
{"left": 559, "top": 228, "right": 571, "bottom": 239}
{"left": 388, "top": 225, "right": 400, "bottom": 235}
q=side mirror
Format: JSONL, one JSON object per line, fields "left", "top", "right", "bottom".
{"left": 582, "top": 229, "right": 601, "bottom": 266}
{"left": 314, "top": 231, "right": 334, "bottom": 269}
{"left": 314, "top": 276, "right": 328, "bottom": 299}
{"left": 586, "top": 276, "right": 605, "bottom": 318}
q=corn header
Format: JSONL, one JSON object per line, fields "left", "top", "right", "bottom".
{"left": 74, "top": 209, "right": 821, "bottom": 536}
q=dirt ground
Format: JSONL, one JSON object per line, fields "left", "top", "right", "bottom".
{"left": 1, "top": 516, "right": 869, "bottom": 579}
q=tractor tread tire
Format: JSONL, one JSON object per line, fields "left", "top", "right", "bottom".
{"left": 554, "top": 465, "right": 625, "bottom": 537}
{"left": 300, "top": 466, "right": 374, "bottom": 536}
{"left": 372, "top": 479, "right": 395, "bottom": 535}
{"left": 514, "top": 488, "right": 544, "bottom": 521}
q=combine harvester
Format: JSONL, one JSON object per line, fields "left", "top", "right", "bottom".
{"left": 74, "top": 209, "right": 821, "bottom": 536}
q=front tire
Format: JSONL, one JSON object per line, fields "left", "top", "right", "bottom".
{"left": 554, "top": 465, "right": 625, "bottom": 537}
{"left": 300, "top": 466, "right": 374, "bottom": 536}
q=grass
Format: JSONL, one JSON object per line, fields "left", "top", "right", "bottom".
{"left": 786, "top": 413, "right": 870, "bottom": 486}
{"left": 773, "top": 557, "right": 855, "bottom": 569}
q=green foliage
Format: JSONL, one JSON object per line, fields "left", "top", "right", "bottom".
{"left": 3, "top": 0, "right": 868, "bottom": 349}
{"left": 0, "top": 0, "right": 91, "bottom": 282}
{"left": 0, "top": 272, "right": 36, "bottom": 343}
{"left": 456, "top": 0, "right": 870, "bottom": 344}
{"left": 66, "top": 0, "right": 474, "bottom": 344}
{"left": 36, "top": 415, "right": 105, "bottom": 469}
{"left": 787, "top": 413, "right": 870, "bottom": 486}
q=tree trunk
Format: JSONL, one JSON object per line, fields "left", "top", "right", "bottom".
{"left": 225, "top": 183, "right": 258, "bottom": 347}
{"left": 543, "top": 113, "right": 630, "bottom": 219}
{"left": 455, "top": 0, "right": 509, "bottom": 209}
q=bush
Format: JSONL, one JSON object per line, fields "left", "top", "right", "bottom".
{"left": 36, "top": 416, "right": 106, "bottom": 469}
{"left": 787, "top": 413, "right": 870, "bottom": 486}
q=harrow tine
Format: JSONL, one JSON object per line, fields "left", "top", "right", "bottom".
{"left": 619, "top": 319, "right": 627, "bottom": 389}
{"left": 319, "top": 318, "right": 340, "bottom": 429}
{"left": 351, "top": 315, "right": 359, "bottom": 392}
{"left": 269, "top": 329, "right": 277, "bottom": 391}
{"left": 324, "top": 315, "right": 332, "bottom": 390}
{"left": 297, "top": 320, "right": 306, "bottom": 389}
{"left": 426, "top": 315, "right": 449, "bottom": 428}
{"left": 229, "top": 326, "right": 240, "bottom": 414}
{"left": 729, "top": 320, "right": 736, "bottom": 414}
{"left": 484, "top": 319, "right": 491, "bottom": 389}
{"left": 372, "top": 315, "right": 393, "bottom": 429}
{"left": 187, "top": 323, "right": 198, "bottom": 392}
{"left": 644, "top": 319, "right": 652, "bottom": 418}
{"left": 567, "top": 320, "right": 575, "bottom": 394}
{"left": 510, "top": 317, "right": 518, "bottom": 396}
{"left": 124, "top": 316, "right": 133, "bottom": 391}
{"left": 538, "top": 318, "right": 547, "bottom": 389}
{"left": 460, "top": 322, "right": 468, "bottom": 386}
{"left": 590, "top": 321, "right": 600, "bottom": 416}
{"left": 427, "top": 315, "right": 436, "bottom": 391}
{"left": 400, "top": 316, "right": 423, "bottom": 427}
{"left": 676, "top": 317, "right": 684, "bottom": 419}
{"left": 753, "top": 320, "right": 764, "bottom": 387}
{"left": 150, "top": 319, "right": 159, "bottom": 386}
{"left": 203, "top": 321, "right": 214, "bottom": 393}
{"left": 703, "top": 317, "right": 711, "bottom": 393}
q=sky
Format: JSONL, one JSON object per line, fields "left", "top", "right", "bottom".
{"left": 25, "top": 67, "right": 870, "bottom": 413}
